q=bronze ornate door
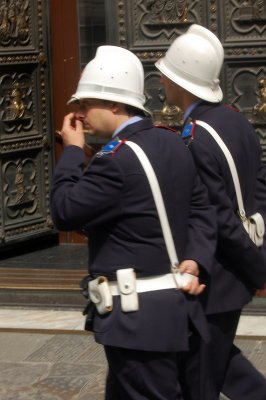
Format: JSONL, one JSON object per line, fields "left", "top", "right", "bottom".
{"left": 0, "top": 0, "right": 55, "bottom": 249}
{"left": 105, "top": 0, "right": 266, "bottom": 160}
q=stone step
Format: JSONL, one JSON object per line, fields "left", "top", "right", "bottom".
{"left": 0, "top": 267, "right": 85, "bottom": 289}
{"left": 0, "top": 244, "right": 265, "bottom": 314}
{"left": 0, "top": 267, "right": 87, "bottom": 309}
{"left": 0, "top": 269, "right": 264, "bottom": 314}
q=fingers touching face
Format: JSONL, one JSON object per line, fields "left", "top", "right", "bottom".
{"left": 74, "top": 99, "right": 116, "bottom": 137}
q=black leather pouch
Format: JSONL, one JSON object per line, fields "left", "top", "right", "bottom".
{"left": 83, "top": 300, "right": 96, "bottom": 331}
{"left": 80, "top": 274, "right": 95, "bottom": 332}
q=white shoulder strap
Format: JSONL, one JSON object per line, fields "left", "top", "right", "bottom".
{"left": 195, "top": 120, "right": 246, "bottom": 220}
{"left": 125, "top": 140, "right": 179, "bottom": 269}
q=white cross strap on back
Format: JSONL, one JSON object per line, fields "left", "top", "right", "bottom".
{"left": 195, "top": 120, "right": 264, "bottom": 246}
{"left": 125, "top": 140, "right": 194, "bottom": 288}
{"left": 195, "top": 120, "right": 246, "bottom": 219}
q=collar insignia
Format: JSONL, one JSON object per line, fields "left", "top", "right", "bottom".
{"left": 181, "top": 121, "right": 196, "bottom": 146}
{"left": 96, "top": 140, "right": 125, "bottom": 157}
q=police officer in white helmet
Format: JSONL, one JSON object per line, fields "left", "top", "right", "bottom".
{"left": 156, "top": 24, "right": 266, "bottom": 400}
{"left": 50, "top": 45, "right": 217, "bottom": 399}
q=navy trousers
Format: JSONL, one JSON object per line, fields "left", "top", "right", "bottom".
{"left": 222, "top": 345, "right": 266, "bottom": 400}
{"left": 185, "top": 310, "right": 266, "bottom": 400}
{"left": 104, "top": 345, "right": 185, "bottom": 400}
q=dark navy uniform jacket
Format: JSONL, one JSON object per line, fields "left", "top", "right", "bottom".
{"left": 50, "top": 118, "right": 216, "bottom": 352}
{"left": 183, "top": 102, "right": 266, "bottom": 314}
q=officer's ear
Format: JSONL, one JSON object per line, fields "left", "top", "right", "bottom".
{"left": 102, "top": 100, "right": 129, "bottom": 116}
{"left": 110, "top": 102, "right": 126, "bottom": 115}
{"left": 111, "top": 102, "right": 120, "bottom": 112}
{"left": 100, "top": 100, "right": 119, "bottom": 113}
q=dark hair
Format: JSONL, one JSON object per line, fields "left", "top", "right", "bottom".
{"left": 100, "top": 99, "right": 147, "bottom": 116}
{"left": 124, "top": 104, "right": 146, "bottom": 117}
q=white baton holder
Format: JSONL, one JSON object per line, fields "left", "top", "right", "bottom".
{"left": 116, "top": 268, "right": 139, "bottom": 312}
{"left": 88, "top": 276, "right": 113, "bottom": 315}
{"left": 243, "top": 212, "right": 264, "bottom": 247}
{"left": 196, "top": 120, "right": 265, "bottom": 247}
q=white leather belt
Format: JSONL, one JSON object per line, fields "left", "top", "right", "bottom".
{"left": 108, "top": 272, "right": 193, "bottom": 296}
{"left": 88, "top": 269, "right": 194, "bottom": 314}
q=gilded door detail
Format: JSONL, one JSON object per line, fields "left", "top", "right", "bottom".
{"left": 0, "top": 0, "right": 54, "bottom": 247}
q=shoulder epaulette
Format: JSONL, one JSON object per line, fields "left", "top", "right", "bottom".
{"left": 154, "top": 124, "right": 178, "bottom": 133}
{"left": 96, "top": 139, "right": 125, "bottom": 158}
{"left": 181, "top": 121, "right": 196, "bottom": 145}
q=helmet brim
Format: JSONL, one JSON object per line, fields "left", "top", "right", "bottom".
{"left": 67, "top": 92, "right": 151, "bottom": 116}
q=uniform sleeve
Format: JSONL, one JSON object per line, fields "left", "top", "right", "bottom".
{"left": 255, "top": 163, "right": 266, "bottom": 215}
{"left": 190, "top": 137, "right": 266, "bottom": 288}
{"left": 253, "top": 153, "right": 266, "bottom": 273}
{"left": 50, "top": 145, "right": 124, "bottom": 231}
{"left": 184, "top": 173, "right": 217, "bottom": 277}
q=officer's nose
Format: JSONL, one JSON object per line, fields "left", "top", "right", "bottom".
{"left": 75, "top": 112, "right": 85, "bottom": 122}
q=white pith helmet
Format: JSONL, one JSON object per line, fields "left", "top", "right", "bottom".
{"left": 68, "top": 45, "right": 150, "bottom": 115}
{"left": 155, "top": 24, "right": 224, "bottom": 103}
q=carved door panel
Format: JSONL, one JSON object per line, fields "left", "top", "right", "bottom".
{"left": 0, "top": 0, "right": 55, "bottom": 249}
{"left": 106, "top": 0, "right": 266, "bottom": 161}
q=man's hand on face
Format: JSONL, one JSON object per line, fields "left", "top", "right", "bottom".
{"left": 58, "top": 112, "right": 85, "bottom": 149}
